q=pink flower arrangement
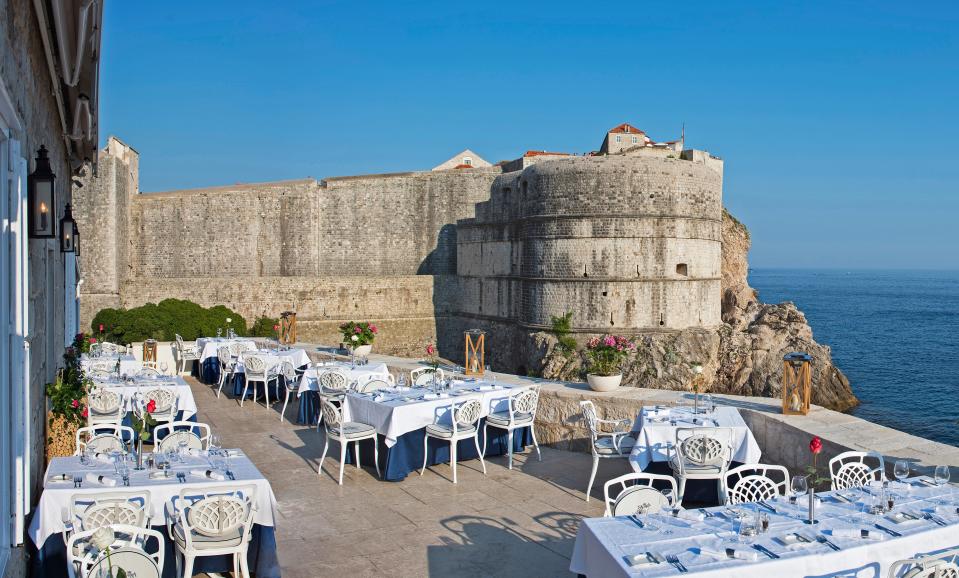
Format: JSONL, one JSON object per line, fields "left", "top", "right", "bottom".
{"left": 585, "top": 335, "right": 637, "bottom": 376}
{"left": 338, "top": 321, "right": 377, "bottom": 347}
{"left": 370, "top": 324, "right": 378, "bottom": 334}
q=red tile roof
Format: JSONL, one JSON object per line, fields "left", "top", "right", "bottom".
{"left": 607, "top": 123, "right": 646, "bottom": 135}
{"left": 523, "top": 150, "right": 570, "bottom": 157}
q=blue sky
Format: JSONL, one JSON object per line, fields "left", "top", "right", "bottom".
{"left": 99, "top": 1, "right": 959, "bottom": 269}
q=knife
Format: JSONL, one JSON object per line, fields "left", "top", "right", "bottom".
{"left": 628, "top": 515, "right": 645, "bottom": 529}
{"left": 758, "top": 500, "right": 778, "bottom": 513}
{"left": 753, "top": 544, "right": 780, "bottom": 559}
{"left": 875, "top": 523, "right": 902, "bottom": 537}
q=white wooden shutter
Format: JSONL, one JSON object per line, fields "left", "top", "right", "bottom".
{"left": 10, "top": 140, "right": 29, "bottom": 545}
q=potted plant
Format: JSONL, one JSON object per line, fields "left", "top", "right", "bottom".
{"left": 584, "top": 335, "right": 636, "bottom": 392}
{"left": 45, "top": 333, "right": 93, "bottom": 460}
{"left": 339, "top": 321, "right": 377, "bottom": 357}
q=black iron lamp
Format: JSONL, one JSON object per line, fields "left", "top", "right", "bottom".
{"left": 60, "top": 203, "right": 76, "bottom": 252}
{"left": 28, "top": 145, "right": 56, "bottom": 238}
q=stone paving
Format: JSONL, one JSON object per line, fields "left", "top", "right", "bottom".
{"left": 186, "top": 376, "right": 615, "bottom": 577}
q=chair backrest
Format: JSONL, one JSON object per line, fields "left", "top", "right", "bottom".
{"left": 319, "top": 370, "right": 349, "bottom": 391}
{"left": 889, "top": 549, "right": 959, "bottom": 578}
{"left": 579, "top": 400, "right": 600, "bottom": 441}
{"left": 175, "top": 333, "right": 185, "bottom": 349}
{"left": 244, "top": 355, "right": 268, "bottom": 379}
{"left": 357, "top": 379, "right": 391, "bottom": 393}
{"left": 173, "top": 486, "right": 256, "bottom": 552}
{"left": 88, "top": 389, "right": 122, "bottom": 414}
{"left": 99, "top": 342, "right": 124, "bottom": 355}
{"left": 454, "top": 399, "right": 483, "bottom": 428}
{"left": 279, "top": 361, "right": 297, "bottom": 386}
{"left": 411, "top": 367, "right": 443, "bottom": 387}
{"left": 75, "top": 425, "right": 133, "bottom": 455}
{"left": 143, "top": 388, "right": 177, "bottom": 414}
{"left": 70, "top": 491, "right": 151, "bottom": 532}
{"left": 67, "top": 523, "right": 164, "bottom": 578}
{"left": 675, "top": 428, "right": 731, "bottom": 471}
{"left": 320, "top": 398, "right": 343, "bottom": 432}
{"left": 229, "top": 342, "right": 249, "bottom": 357}
{"left": 511, "top": 388, "right": 539, "bottom": 416}
{"left": 603, "top": 472, "right": 678, "bottom": 517}
{"left": 87, "top": 360, "right": 115, "bottom": 375}
{"left": 725, "top": 464, "right": 790, "bottom": 504}
{"left": 153, "top": 421, "right": 211, "bottom": 452}
{"left": 829, "top": 451, "right": 885, "bottom": 490}
{"left": 217, "top": 346, "right": 232, "bottom": 366}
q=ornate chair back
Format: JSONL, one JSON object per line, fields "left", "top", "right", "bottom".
{"left": 453, "top": 399, "right": 482, "bottom": 429}
{"left": 511, "top": 388, "right": 539, "bottom": 416}
{"left": 217, "top": 346, "right": 232, "bottom": 368}
{"left": 829, "top": 451, "right": 885, "bottom": 490}
{"left": 320, "top": 399, "right": 343, "bottom": 434}
{"left": 244, "top": 355, "right": 268, "bottom": 380}
{"left": 674, "top": 428, "right": 732, "bottom": 474}
{"left": 228, "top": 342, "right": 249, "bottom": 357}
{"left": 71, "top": 492, "right": 151, "bottom": 532}
{"left": 75, "top": 425, "right": 132, "bottom": 455}
{"left": 318, "top": 370, "right": 349, "bottom": 392}
{"left": 603, "top": 472, "right": 678, "bottom": 517}
{"left": 143, "top": 388, "right": 177, "bottom": 415}
{"left": 153, "top": 421, "right": 211, "bottom": 453}
{"left": 888, "top": 548, "right": 959, "bottom": 578}
{"left": 725, "top": 464, "right": 790, "bottom": 504}
{"left": 88, "top": 390, "right": 121, "bottom": 414}
{"left": 411, "top": 367, "right": 444, "bottom": 387}
{"left": 357, "top": 379, "right": 391, "bottom": 393}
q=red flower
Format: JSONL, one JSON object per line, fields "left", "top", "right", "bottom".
{"left": 426, "top": 344, "right": 435, "bottom": 356}
{"left": 71, "top": 399, "right": 79, "bottom": 408}
{"left": 272, "top": 324, "right": 280, "bottom": 332}
{"left": 88, "top": 337, "right": 97, "bottom": 344}
{"left": 370, "top": 325, "right": 378, "bottom": 334}
{"left": 81, "top": 407, "right": 88, "bottom": 418}
{"left": 98, "top": 324, "right": 104, "bottom": 332}
{"left": 146, "top": 399, "right": 157, "bottom": 414}
{"left": 809, "top": 436, "right": 823, "bottom": 454}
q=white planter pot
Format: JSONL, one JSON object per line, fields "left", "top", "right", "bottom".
{"left": 351, "top": 344, "right": 372, "bottom": 357}
{"left": 587, "top": 374, "right": 622, "bottom": 392}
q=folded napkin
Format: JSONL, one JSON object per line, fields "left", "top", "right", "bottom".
{"left": 423, "top": 393, "right": 450, "bottom": 400}
{"left": 93, "top": 452, "right": 115, "bottom": 463}
{"left": 85, "top": 473, "right": 118, "bottom": 487}
{"left": 393, "top": 386, "right": 411, "bottom": 392}
{"left": 671, "top": 509, "right": 706, "bottom": 522}
{"left": 886, "top": 510, "right": 923, "bottom": 525}
{"left": 774, "top": 533, "right": 817, "bottom": 549}
{"left": 626, "top": 552, "right": 661, "bottom": 567}
{"left": 48, "top": 473, "right": 72, "bottom": 483}
{"left": 223, "top": 449, "right": 242, "bottom": 457}
{"left": 190, "top": 469, "right": 226, "bottom": 481}
{"left": 832, "top": 528, "right": 885, "bottom": 540}
{"left": 477, "top": 385, "right": 494, "bottom": 391}
{"left": 699, "top": 547, "right": 759, "bottom": 561}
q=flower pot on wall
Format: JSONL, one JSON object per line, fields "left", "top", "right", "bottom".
{"left": 587, "top": 374, "right": 622, "bottom": 392}
{"left": 352, "top": 344, "right": 372, "bottom": 357}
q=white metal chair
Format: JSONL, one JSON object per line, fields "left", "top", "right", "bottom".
{"left": 153, "top": 421, "right": 212, "bottom": 453}
{"left": 602, "top": 472, "right": 679, "bottom": 517}
{"left": 141, "top": 388, "right": 179, "bottom": 425}
{"left": 63, "top": 491, "right": 152, "bottom": 551}
{"left": 99, "top": 342, "right": 125, "bottom": 355}
{"left": 421, "top": 398, "right": 486, "bottom": 484}
{"left": 215, "top": 346, "right": 236, "bottom": 398}
{"left": 669, "top": 427, "right": 733, "bottom": 506}
{"left": 483, "top": 387, "right": 541, "bottom": 470}
{"left": 724, "top": 464, "right": 790, "bottom": 505}
{"left": 317, "top": 398, "right": 380, "bottom": 484}
{"left": 410, "top": 367, "right": 444, "bottom": 387}
{"left": 278, "top": 361, "right": 300, "bottom": 422}
{"left": 174, "top": 334, "right": 200, "bottom": 374}
{"left": 889, "top": 548, "right": 959, "bottom": 578}
{"left": 580, "top": 400, "right": 635, "bottom": 501}
{"left": 86, "top": 389, "right": 124, "bottom": 428}
{"left": 356, "top": 379, "right": 391, "bottom": 394}
{"left": 829, "top": 450, "right": 886, "bottom": 490}
{"left": 167, "top": 485, "right": 257, "bottom": 578}
{"left": 240, "top": 355, "right": 278, "bottom": 408}
{"left": 67, "top": 523, "right": 165, "bottom": 578}
{"left": 75, "top": 425, "right": 134, "bottom": 455}
{"left": 314, "top": 368, "right": 350, "bottom": 429}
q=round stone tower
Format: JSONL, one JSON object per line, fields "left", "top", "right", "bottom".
{"left": 456, "top": 153, "right": 723, "bottom": 335}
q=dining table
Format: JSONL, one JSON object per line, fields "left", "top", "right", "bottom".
{"left": 90, "top": 373, "right": 199, "bottom": 422}
{"left": 295, "top": 361, "right": 392, "bottom": 424}
{"left": 29, "top": 451, "right": 281, "bottom": 578}
{"left": 570, "top": 477, "right": 959, "bottom": 577}
{"left": 194, "top": 337, "right": 257, "bottom": 383}
{"left": 80, "top": 353, "right": 142, "bottom": 376}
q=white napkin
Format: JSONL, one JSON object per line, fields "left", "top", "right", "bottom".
{"left": 699, "top": 547, "right": 759, "bottom": 561}
{"left": 373, "top": 394, "right": 388, "bottom": 403}
{"left": 93, "top": 452, "right": 114, "bottom": 463}
{"left": 85, "top": 473, "right": 117, "bottom": 487}
{"left": 477, "top": 385, "right": 494, "bottom": 391}
{"left": 774, "top": 533, "right": 817, "bottom": 549}
{"left": 190, "top": 469, "right": 226, "bottom": 481}
{"left": 672, "top": 509, "right": 706, "bottom": 522}
{"left": 626, "top": 552, "right": 660, "bottom": 567}
{"left": 832, "top": 528, "right": 885, "bottom": 540}
{"left": 48, "top": 473, "right": 72, "bottom": 483}
{"left": 423, "top": 393, "right": 450, "bottom": 400}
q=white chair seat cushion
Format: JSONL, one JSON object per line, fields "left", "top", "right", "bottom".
{"left": 173, "top": 524, "right": 244, "bottom": 550}
{"left": 669, "top": 455, "right": 724, "bottom": 475}
{"left": 485, "top": 411, "right": 533, "bottom": 428}
{"left": 328, "top": 422, "right": 376, "bottom": 439}
{"left": 426, "top": 423, "right": 477, "bottom": 439}
{"left": 594, "top": 436, "right": 635, "bottom": 456}
{"left": 90, "top": 408, "right": 120, "bottom": 417}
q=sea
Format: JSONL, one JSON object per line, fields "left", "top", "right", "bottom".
{"left": 749, "top": 269, "right": 959, "bottom": 448}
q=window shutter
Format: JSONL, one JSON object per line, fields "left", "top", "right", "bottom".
{"left": 11, "top": 141, "right": 30, "bottom": 546}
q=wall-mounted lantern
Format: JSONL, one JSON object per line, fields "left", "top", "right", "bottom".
{"left": 60, "top": 203, "right": 76, "bottom": 252}
{"left": 28, "top": 145, "right": 56, "bottom": 238}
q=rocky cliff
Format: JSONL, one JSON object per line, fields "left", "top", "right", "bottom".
{"left": 535, "top": 209, "right": 858, "bottom": 412}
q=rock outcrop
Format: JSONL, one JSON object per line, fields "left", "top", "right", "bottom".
{"left": 535, "top": 209, "right": 858, "bottom": 412}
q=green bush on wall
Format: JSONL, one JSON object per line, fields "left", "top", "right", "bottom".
{"left": 91, "top": 299, "right": 248, "bottom": 343}
{"left": 249, "top": 316, "right": 280, "bottom": 338}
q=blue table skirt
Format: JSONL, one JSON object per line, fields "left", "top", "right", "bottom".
{"left": 331, "top": 418, "right": 533, "bottom": 482}
{"left": 30, "top": 523, "right": 279, "bottom": 578}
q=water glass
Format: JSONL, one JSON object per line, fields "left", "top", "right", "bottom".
{"left": 216, "top": 328, "right": 222, "bottom": 338}
{"left": 635, "top": 503, "right": 657, "bottom": 531}
{"left": 397, "top": 375, "right": 407, "bottom": 388}
{"left": 117, "top": 462, "right": 130, "bottom": 486}
{"left": 737, "top": 518, "right": 758, "bottom": 544}
{"left": 209, "top": 433, "right": 221, "bottom": 452}
{"left": 790, "top": 475, "right": 808, "bottom": 502}
{"left": 177, "top": 440, "right": 189, "bottom": 461}
{"left": 894, "top": 460, "right": 910, "bottom": 494}
{"left": 934, "top": 465, "right": 951, "bottom": 505}
{"left": 159, "top": 361, "right": 168, "bottom": 375}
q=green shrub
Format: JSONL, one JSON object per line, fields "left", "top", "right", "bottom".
{"left": 92, "top": 299, "right": 247, "bottom": 343}
{"left": 550, "top": 311, "right": 577, "bottom": 356}
{"left": 250, "top": 316, "right": 280, "bottom": 337}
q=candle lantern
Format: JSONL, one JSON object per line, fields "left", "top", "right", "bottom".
{"left": 143, "top": 339, "right": 158, "bottom": 367}
{"left": 280, "top": 311, "right": 297, "bottom": 344}
{"left": 28, "top": 145, "right": 56, "bottom": 238}
{"left": 60, "top": 203, "right": 76, "bottom": 252}
{"left": 782, "top": 352, "right": 813, "bottom": 415}
{"left": 463, "top": 329, "right": 486, "bottom": 376}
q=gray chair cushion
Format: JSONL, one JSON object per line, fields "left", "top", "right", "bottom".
{"left": 426, "top": 423, "right": 477, "bottom": 439}
{"left": 669, "top": 455, "right": 724, "bottom": 475}
{"left": 173, "top": 524, "right": 243, "bottom": 550}
{"left": 486, "top": 411, "right": 533, "bottom": 428}
{"left": 327, "top": 422, "right": 376, "bottom": 440}
{"left": 594, "top": 436, "right": 635, "bottom": 456}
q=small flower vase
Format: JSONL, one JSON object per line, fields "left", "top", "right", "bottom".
{"left": 135, "top": 439, "right": 144, "bottom": 471}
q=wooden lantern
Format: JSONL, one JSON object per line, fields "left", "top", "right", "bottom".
{"left": 280, "top": 311, "right": 297, "bottom": 344}
{"left": 464, "top": 329, "right": 486, "bottom": 376}
{"left": 142, "top": 339, "right": 158, "bottom": 367}
{"left": 782, "top": 352, "right": 813, "bottom": 415}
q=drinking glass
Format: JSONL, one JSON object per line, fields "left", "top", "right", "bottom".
{"left": 659, "top": 489, "right": 677, "bottom": 535}
{"left": 159, "top": 361, "right": 168, "bottom": 375}
{"left": 737, "top": 518, "right": 758, "bottom": 545}
{"left": 894, "top": 460, "right": 910, "bottom": 494}
{"left": 178, "top": 440, "right": 189, "bottom": 461}
{"left": 216, "top": 328, "right": 222, "bottom": 338}
{"left": 209, "top": 433, "right": 221, "bottom": 453}
{"left": 635, "top": 503, "right": 657, "bottom": 531}
{"left": 117, "top": 462, "right": 130, "bottom": 486}
{"left": 791, "top": 475, "right": 808, "bottom": 502}
{"left": 397, "top": 374, "right": 407, "bottom": 388}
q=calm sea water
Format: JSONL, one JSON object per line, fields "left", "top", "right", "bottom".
{"left": 749, "top": 269, "right": 959, "bottom": 448}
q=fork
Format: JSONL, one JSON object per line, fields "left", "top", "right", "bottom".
{"left": 176, "top": 472, "right": 186, "bottom": 484}
{"left": 226, "top": 469, "right": 236, "bottom": 480}
{"left": 73, "top": 476, "right": 81, "bottom": 488}
{"left": 923, "top": 513, "right": 947, "bottom": 527}
{"left": 665, "top": 554, "right": 688, "bottom": 573}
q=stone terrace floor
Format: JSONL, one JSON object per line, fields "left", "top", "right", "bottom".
{"left": 186, "top": 376, "right": 617, "bottom": 577}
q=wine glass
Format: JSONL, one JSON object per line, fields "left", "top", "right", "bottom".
{"left": 894, "top": 460, "right": 910, "bottom": 494}
{"left": 791, "top": 475, "right": 808, "bottom": 502}
{"left": 117, "top": 462, "right": 130, "bottom": 487}
{"left": 178, "top": 440, "right": 189, "bottom": 461}
{"left": 159, "top": 361, "right": 168, "bottom": 375}
{"left": 209, "top": 433, "right": 221, "bottom": 454}
{"left": 216, "top": 328, "right": 222, "bottom": 339}
{"left": 934, "top": 465, "right": 951, "bottom": 505}
{"left": 659, "top": 489, "right": 677, "bottom": 534}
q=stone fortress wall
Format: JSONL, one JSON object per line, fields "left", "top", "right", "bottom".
{"left": 75, "top": 133, "right": 724, "bottom": 370}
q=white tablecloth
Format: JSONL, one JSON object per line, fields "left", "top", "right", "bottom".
{"left": 235, "top": 348, "right": 311, "bottom": 375}
{"left": 195, "top": 337, "right": 256, "bottom": 363}
{"left": 570, "top": 479, "right": 959, "bottom": 577}
{"left": 296, "top": 362, "right": 391, "bottom": 395}
{"left": 29, "top": 453, "right": 279, "bottom": 550}
{"left": 80, "top": 354, "right": 142, "bottom": 376}
{"left": 91, "top": 375, "right": 198, "bottom": 421}
{"left": 629, "top": 406, "right": 762, "bottom": 471}
{"left": 342, "top": 380, "right": 528, "bottom": 447}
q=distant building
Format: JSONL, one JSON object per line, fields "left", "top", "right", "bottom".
{"left": 599, "top": 122, "right": 683, "bottom": 155}
{"left": 432, "top": 149, "right": 491, "bottom": 171}
{"left": 499, "top": 150, "right": 573, "bottom": 172}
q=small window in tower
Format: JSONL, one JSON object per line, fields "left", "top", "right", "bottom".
{"left": 676, "top": 263, "right": 688, "bottom": 276}
{"left": 463, "top": 157, "right": 472, "bottom": 166}
{"left": 521, "top": 181, "right": 528, "bottom": 195}
{"left": 615, "top": 135, "right": 622, "bottom": 143}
